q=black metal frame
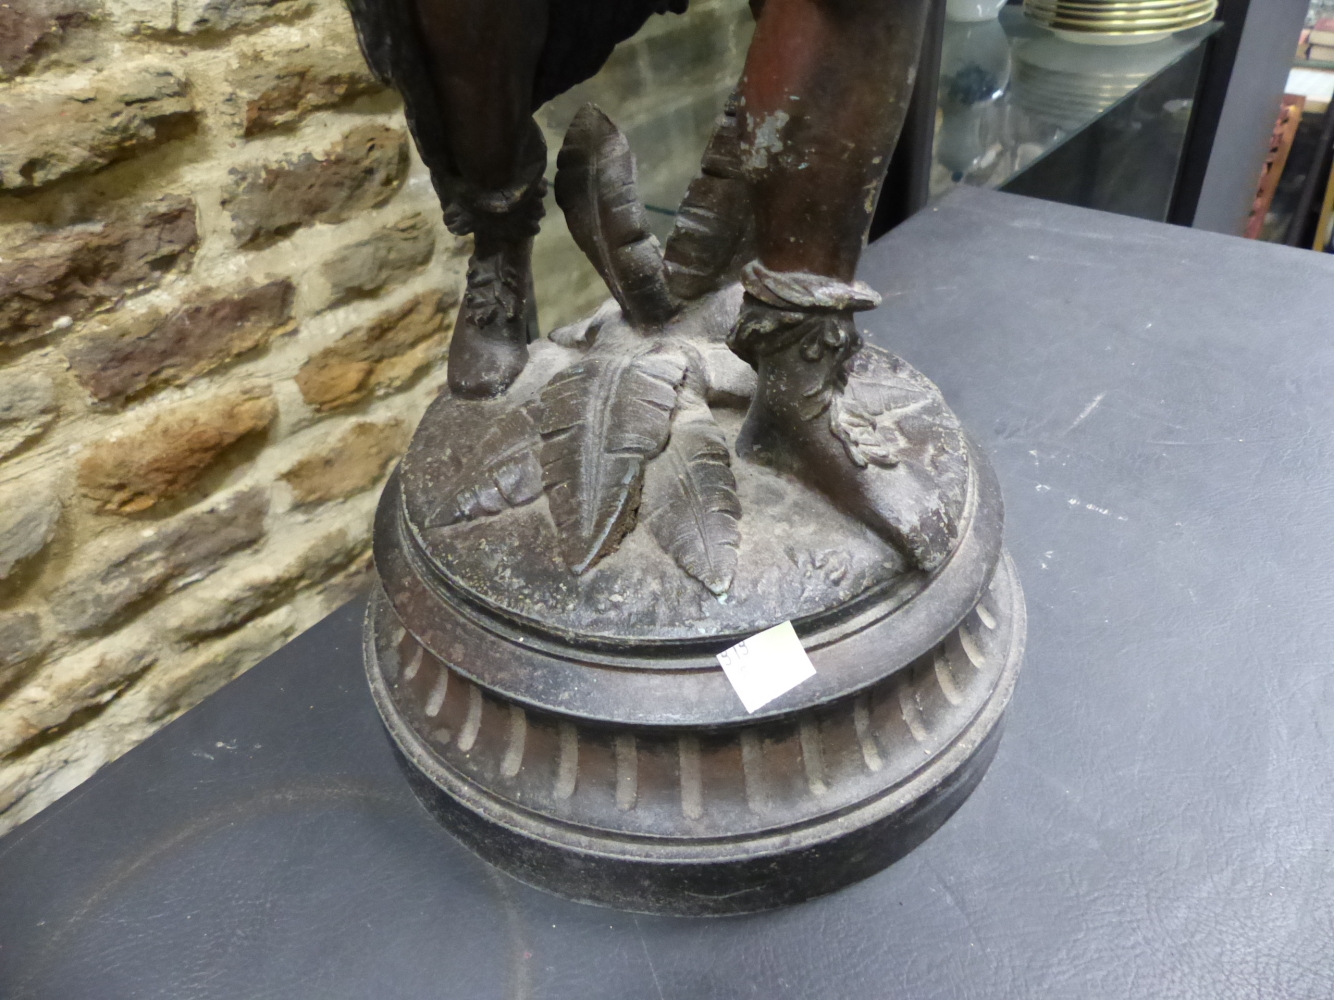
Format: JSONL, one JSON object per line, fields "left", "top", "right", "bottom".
{"left": 871, "top": 2, "right": 1235, "bottom": 235}
{"left": 869, "top": 0, "right": 947, "bottom": 240}
{"left": 1167, "top": 1, "right": 1246, "bottom": 225}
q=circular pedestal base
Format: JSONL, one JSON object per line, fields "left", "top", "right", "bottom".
{"left": 364, "top": 550, "right": 1025, "bottom": 916}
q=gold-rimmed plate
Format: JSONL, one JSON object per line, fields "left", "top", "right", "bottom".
{"left": 1025, "top": 0, "right": 1211, "bottom": 11}
{"left": 1042, "top": 11, "right": 1215, "bottom": 34}
{"left": 1027, "top": 11, "right": 1214, "bottom": 33}
{"left": 1025, "top": 0, "right": 1213, "bottom": 23}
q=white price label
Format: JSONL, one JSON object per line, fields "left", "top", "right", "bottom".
{"left": 715, "top": 620, "right": 816, "bottom": 713}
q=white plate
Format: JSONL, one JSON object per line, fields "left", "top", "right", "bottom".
{"left": 1052, "top": 28, "right": 1173, "bottom": 43}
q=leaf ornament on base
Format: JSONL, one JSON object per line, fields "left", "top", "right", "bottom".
{"left": 555, "top": 104, "right": 677, "bottom": 329}
{"left": 419, "top": 405, "right": 544, "bottom": 528}
{"left": 664, "top": 95, "right": 753, "bottom": 301}
{"left": 642, "top": 397, "right": 741, "bottom": 596}
{"left": 533, "top": 345, "right": 688, "bottom": 574}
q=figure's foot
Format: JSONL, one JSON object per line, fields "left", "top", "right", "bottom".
{"left": 443, "top": 166, "right": 547, "bottom": 399}
{"left": 730, "top": 263, "right": 968, "bottom": 572}
{"left": 447, "top": 237, "right": 536, "bottom": 399}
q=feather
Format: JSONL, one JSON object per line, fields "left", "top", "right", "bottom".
{"left": 533, "top": 345, "right": 688, "bottom": 572}
{"left": 642, "top": 400, "right": 741, "bottom": 595}
{"left": 664, "top": 97, "right": 754, "bottom": 301}
{"left": 420, "top": 405, "right": 543, "bottom": 527}
{"left": 554, "top": 105, "right": 676, "bottom": 328}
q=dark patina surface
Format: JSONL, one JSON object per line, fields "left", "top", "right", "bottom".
{"left": 397, "top": 309, "right": 975, "bottom": 644}
{"left": 349, "top": 0, "right": 1023, "bottom": 911}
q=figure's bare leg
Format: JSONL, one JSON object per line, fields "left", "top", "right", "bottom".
{"left": 740, "top": 0, "right": 928, "bottom": 278}
{"left": 730, "top": 0, "right": 959, "bottom": 570}
{"left": 415, "top": 0, "right": 551, "bottom": 398}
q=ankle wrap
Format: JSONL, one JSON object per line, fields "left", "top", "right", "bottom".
{"left": 729, "top": 262, "right": 881, "bottom": 365}
{"left": 444, "top": 171, "right": 549, "bottom": 243}
{"left": 741, "top": 261, "right": 881, "bottom": 313}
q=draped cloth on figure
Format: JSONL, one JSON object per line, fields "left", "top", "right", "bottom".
{"left": 343, "top": 0, "right": 689, "bottom": 210}
{"left": 534, "top": 0, "right": 690, "bottom": 107}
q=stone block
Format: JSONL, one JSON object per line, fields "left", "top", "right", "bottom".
{"left": 78, "top": 384, "right": 277, "bottom": 514}
{"left": 145, "top": 606, "right": 297, "bottom": 723}
{"left": 282, "top": 419, "right": 407, "bottom": 505}
{"left": 242, "top": 65, "right": 381, "bottom": 137}
{"left": 177, "top": 0, "right": 310, "bottom": 33}
{"left": 171, "top": 525, "right": 363, "bottom": 639}
{"left": 0, "top": 643, "right": 157, "bottom": 757}
{"left": 0, "top": 64, "right": 196, "bottom": 192}
{"left": 317, "top": 213, "right": 436, "bottom": 310}
{"left": 222, "top": 124, "right": 409, "bottom": 247}
{"left": 0, "top": 370, "right": 58, "bottom": 460}
{"left": 101, "top": 0, "right": 173, "bottom": 33}
{"left": 49, "top": 486, "right": 268, "bottom": 635}
{"left": 0, "top": 737, "right": 102, "bottom": 830}
{"left": 234, "top": 24, "right": 383, "bottom": 136}
{"left": 0, "top": 0, "right": 92, "bottom": 79}
{"left": 315, "top": 554, "right": 372, "bottom": 611}
{"left": 107, "top": 0, "right": 311, "bottom": 35}
{"left": 0, "top": 195, "right": 197, "bottom": 346}
{"left": 0, "top": 473, "right": 60, "bottom": 581}
{"left": 0, "top": 611, "right": 49, "bottom": 686}
{"left": 64, "top": 280, "right": 294, "bottom": 404}
{"left": 295, "top": 290, "right": 452, "bottom": 411}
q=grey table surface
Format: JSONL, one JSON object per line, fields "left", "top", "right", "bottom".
{"left": 4, "top": 187, "right": 1334, "bottom": 999}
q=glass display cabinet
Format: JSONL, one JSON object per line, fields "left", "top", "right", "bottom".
{"left": 935, "top": 9, "right": 1222, "bottom": 223}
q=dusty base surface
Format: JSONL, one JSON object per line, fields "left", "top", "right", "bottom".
{"left": 397, "top": 288, "right": 977, "bottom": 643}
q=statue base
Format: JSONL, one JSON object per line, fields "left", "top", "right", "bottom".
{"left": 358, "top": 98, "right": 1027, "bottom": 914}
{"left": 364, "top": 441, "right": 1025, "bottom": 915}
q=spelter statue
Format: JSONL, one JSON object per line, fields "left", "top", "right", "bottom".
{"left": 346, "top": 0, "right": 959, "bottom": 566}
{"left": 351, "top": 0, "right": 1026, "bottom": 914}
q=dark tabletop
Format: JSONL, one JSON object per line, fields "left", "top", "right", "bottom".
{"left": 5, "top": 188, "right": 1334, "bottom": 1000}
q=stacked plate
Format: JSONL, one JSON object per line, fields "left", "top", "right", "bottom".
{"left": 1012, "top": 32, "right": 1182, "bottom": 128}
{"left": 1023, "top": 0, "right": 1217, "bottom": 45}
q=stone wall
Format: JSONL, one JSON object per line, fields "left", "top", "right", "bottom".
{"left": 0, "top": 0, "right": 752, "bottom": 834}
